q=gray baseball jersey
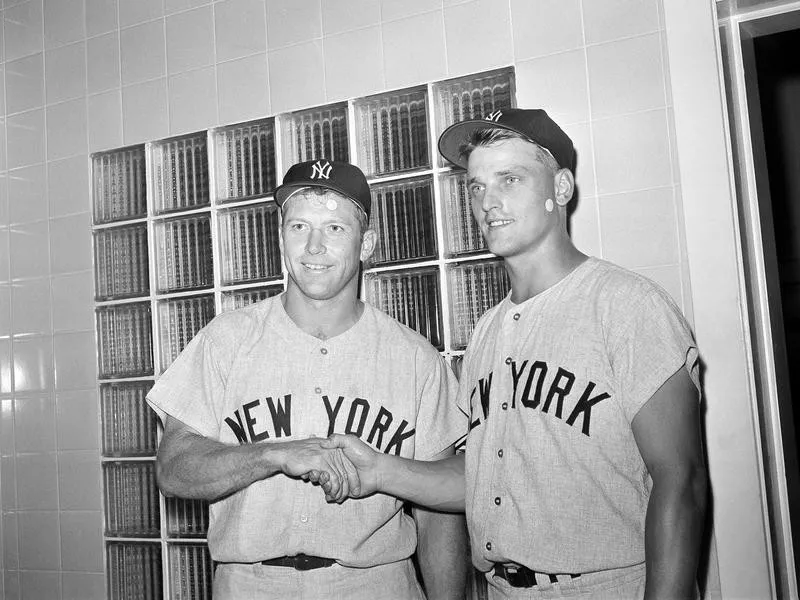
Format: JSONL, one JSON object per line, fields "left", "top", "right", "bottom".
{"left": 147, "top": 295, "right": 467, "bottom": 567}
{"left": 459, "top": 257, "right": 700, "bottom": 574}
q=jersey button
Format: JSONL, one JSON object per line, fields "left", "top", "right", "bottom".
{"left": 314, "top": 387, "right": 322, "bottom": 394}
{"left": 497, "top": 449, "right": 503, "bottom": 458}
{"left": 501, "top": 402, "right": 508, "bottom": 410}
{"left": 320, "top": 348, "right": 328, "bottom": 355}
{"left": 494, "top": 497, "right": 501, "bottom": 506}
{"left": 300, "top": 515, "right": 308, "bottom": 523}
{"left": 513, "top": 313, "right": 520, "bottom": 321}
{"left": 505, "top": 357, "right": 512, "bottom": 364}
{"left": 485, "top": 542, "right": 492, "bottom": 551}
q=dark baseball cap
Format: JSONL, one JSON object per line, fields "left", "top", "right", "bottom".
{"left": 274, "top": 159, "right": 372, "bottom": 218}
{"left": 438, "top": 108, "right": 575, "bottom": 171}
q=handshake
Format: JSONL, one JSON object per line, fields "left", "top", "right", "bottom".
{"left": 283, "top": 434, "right": 383, "bottom": 503}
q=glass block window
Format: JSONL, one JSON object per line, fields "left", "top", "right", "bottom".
{"left": 369, "top": 177, "right": 437, "bottom": 265}
{"left": 94, "top": 224, "right": 150, "bottom": 300}
{"left": 92, "top": 146, "right": 147, "bottom": 224}
{"left": 441, "top": 171, "right": 485, "bottom": 257}
{"left": 221, "top": 285, "right": 283, "bottom": 312}
{"left": 213, "top": 119, "right": 277, "bottom": 202}
{"left": 106, "top": 542, "right": 162, "bottom": 600}
{"left": 354, "top": 87, "right": 429, "bottom": 176}
{"left": 280, "top": 103, "right": 349, "bottom": 166}
{"left": 218, "top": 203, "right": 282, "bottom": 285}
{"left": 96, "top": 303, "right": 154, "bottom": 378}
{"left": 168, "top": 544, "right": 214, "bottom": 600}
{"left": 104, "top": 461, "right": 161, "bottom": 537}
{"left": 433, "top": 67, "right": 516, "bottom": 167}
{"left": 166, "top": 498, "right": 209, "bottom": 538}
{"left": 151, "top": 133, "right": 210, "bottom": 214}
{"left": 153, "top": 215, "right": 214, "bottom": 293}
{"left": 364, "top": 267, "right": 444, "bottom": 350}
{"left": 91, "top": 66, "right": 514, "bottom": 599}
{"left": 100, "top": 382, "right": 158, "bottom": 457}
{"left": 448, "top": 259, "right": 511, "bottom": 350}
{"left": 157, "top": 295, "right": 215, "bottom": 372}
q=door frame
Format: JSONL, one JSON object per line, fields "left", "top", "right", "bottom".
{"left": 662, "top": 0, "right": 800, "bottom": 598}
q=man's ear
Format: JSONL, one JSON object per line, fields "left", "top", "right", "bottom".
{"left": 278, "top": 215, "right": 285, "bottom": 257}
{"left": 360, "top": 229, "right": 377, "bottom": 262}
{"left": 554, "top": 168, "right": 575, "bottom": 207}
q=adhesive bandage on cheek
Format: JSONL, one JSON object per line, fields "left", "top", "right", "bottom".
{"left": 545, "top": 198, "right": 554, "bottom": 213}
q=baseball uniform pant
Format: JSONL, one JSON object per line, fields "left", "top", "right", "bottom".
{"left": 213, "top": 557, "right": 426, "bottom": 600}
{"left": 485, "top": 562, "right": 646, "bottom": 600}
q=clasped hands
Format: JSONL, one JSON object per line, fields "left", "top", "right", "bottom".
{"left": 284, "top": 434, "right": 379, "bottom": 503}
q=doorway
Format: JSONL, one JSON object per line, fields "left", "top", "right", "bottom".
{"left": 719, "top": 6, "right": 800, "bottom": 598}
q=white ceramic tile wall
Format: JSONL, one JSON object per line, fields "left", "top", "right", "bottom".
{"left": 0, "top": 1, "right": 693, "bottom": 597}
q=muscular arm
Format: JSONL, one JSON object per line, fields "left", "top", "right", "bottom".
{"left": 632, "top": 368, "right": 708, "bottom": 600}
{"left": 412, "top": 446, "right": 469, "bottom": 600}
{"left": 155, "top": 414, "right": 356, "bottom": 501}
{"left": 321, "top": 435, "right": 466, "bottom": 512}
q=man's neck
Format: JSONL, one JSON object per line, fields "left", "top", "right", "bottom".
{"left": 282, "top": 287, "right": 364, "bottom": 340}
{"left": 504, "top": 240, "right": 588, "bottom": 304}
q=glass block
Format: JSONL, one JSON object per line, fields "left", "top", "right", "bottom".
{"left": 101, "top": 382, "right": 158, "bottom": 457}
{"left": 92, "top": 146, "right": 147, "bottom": 224}
{"left": 96, "top": 302, "right": 154, "bottom": 378}
{"left": 364, "top": 267, "right": 443, "bottom": 349}
{"left": 94, "top": 224, "right": 150, "bottom": 300}
{"left": 166, "top": 498, "right": 209, "bottom": 538}
{"left": 158, "top": 295, "right": 215, "bottom": 372}
{"left": 107, "top": 542, "right": 163, "bottom": 600}
{"left": 218, "top": 203, "right": 282, "bottom": 285}
{"left": 354, "top": 88, "right": 429, "bottom": 176}
{"left": 168, "top": 543, "right": 213, "bottom": 600}
{"left": 447, "top": 260, "right": 510, "bottom": 350}
{"left": 370, "top": 176, "right": 437, "bottom": 266}
{"left": 280, "top": 103, "right": 349, "bottom": 167}
{"left": 154, "top": 214, "right": 214, "bottom": 292}
{"left": 151, "top": 133, "right": 210, "bottom": 214}
{"left": 103, "top": 461, "right": 160, "bottom": 537}
{"left": 433, "top": 68, "right": 515, "bottom": 166}
{"left": 213, "top": 119, "right": 277, "bottom": 203}
{"left": 441, "top": 171, "right": 484, "bottom": 257}
{"left": 221, "top": 285, "right": 283, "bottom": 312}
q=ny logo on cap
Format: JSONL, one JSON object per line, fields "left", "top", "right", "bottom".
{"left": 310, "top": 160, "right": 333, "bottom": 180}
{"left": 485, "top": 110, "right": 503, "bottom": 122}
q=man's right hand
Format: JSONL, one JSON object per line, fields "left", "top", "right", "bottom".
{"left": 276, "top": 437, "right": 360, "bottom": 503}
{"left": 316, "top": 434, "right": 382, "bottom": 501}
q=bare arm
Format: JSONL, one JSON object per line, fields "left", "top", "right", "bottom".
{"left": 414, "top": 507, "right": 469, "bottom": 600}
{"left": 155, "top": 414, "right": 357, "bottom": 502}
{"left": 632, "top": 368, "right": 708, "bottom": 600}
{"left": 412, "top": 444, "right": 469, "bottom": 600}
{"left": 320, "top": 434, "right": 466, "bottom": 512}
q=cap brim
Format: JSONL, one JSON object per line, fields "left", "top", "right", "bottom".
{"left": 273, "top": 182, "right": 368, "bottom": 217}
{"left": 438, "top": 119, "right": 528, "bottom": 169}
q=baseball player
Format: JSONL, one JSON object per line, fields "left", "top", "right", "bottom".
{"left": 320, "top": 110, "right": 708, "bottom": 599}
{"left": 147, "top": 159, "right": 468, "bottom": 600}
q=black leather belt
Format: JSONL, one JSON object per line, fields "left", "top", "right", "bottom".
{"left": 493, "top": 564, "right": 581, "bottom": 588}
{"left": 260, "top": 554, "right": 336, "bottom": 571}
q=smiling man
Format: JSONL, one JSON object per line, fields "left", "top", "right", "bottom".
{"left": 321, "top": 110, "right": 708, "bottom": 599}
{"left": 146, "top": 159, "right": 468, "bottom": 600}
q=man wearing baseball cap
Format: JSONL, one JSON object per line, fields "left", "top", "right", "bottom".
{"left": 147, "top": 159, "right": 468, "bottom": 599}
{"left": 321, "top": 110, "right": 708, "bottom": 599}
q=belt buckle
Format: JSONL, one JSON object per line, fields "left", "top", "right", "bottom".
{"left": 496, "top": 564, "right": 536, "bottom": 588}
